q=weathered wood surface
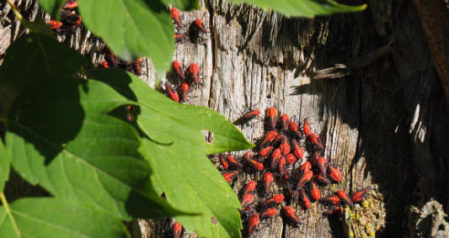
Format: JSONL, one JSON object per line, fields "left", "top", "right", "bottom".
{"left": 412, "top": 0, "right": 449, "bottom": 109}
{"left": 1, "top": 0, "right": 449, "bottom": 237}
{"left": 137, "top": 0, "right": 449, "bottom": 237}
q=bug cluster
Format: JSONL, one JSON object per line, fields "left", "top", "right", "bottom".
{"left": 215, "top": 107, "right": 372, "bottom": 236}
{"left": 47, "top": 0, "right": 82, "bottom": 33}
{"left": 162, "top": 8, "right": 208, "bottom": 103}
{"left": 163, "top": 61, "right": 202, "bottom": 103}
{"left": 170, "top": 7, "right": 208, "bottom": 43}
{"left": 45, "top": 1, "right": 143, "bottom": 75}
{"left": 97, "top": 48, "right": 144, "bottom": 75}
{"left": 168, "top": 8, "right": 210, "bottom": 237}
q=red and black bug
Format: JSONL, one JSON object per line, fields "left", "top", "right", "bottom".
{"left": 172, "top": 61, "right": 186, "bottom": 80}
{"left": 170, "top": 7, "right": 182, "bottom": 27}
{"left": 246, "top": 158, "right": 264, "bottom": 171}
{"left": 243, "top": 180, "right": 257, "bottom": 195}
{"left": 288, "top": 121, "right": 303, "bottom": 139}
{"left": 48, "top": 20, "right": 63, "bottom": 30}
{"left": 291, "top": 139, "right": 304, "bottom": 160}
{"left": 174, "top": 33, "right": 186, "bottom": 42}
{"left": 280, "top": 136, "right": 291, "bottom": 155}
{"left": 99, "top": 61, "right": 109, "bottom": 68}
{"left": 220, "top": 155, "right": 229, "bottom": 170}
{"left": 351, "top": 187, "right": 371, "bottom": 203}
{"left": 243, "top": 151, "right": 253, "bottom": 160}
{"left": 300, "top": 161, "right": 312, "bottom": 173}
{"left": 261, "top": 208, "right": 278, "bottom": 219}
{"left": 172, "top": 222, "right": 182, "bottom": 238}
{"left": 126, "top": 113, "right": 134, "bottom": 122}
{"left": 285, "top": 153, "right": 296, "bottom": 165}
{"left": 125, "top": 105, "right": 134, "bottom": 122}
{"left": 272, "top": 134, "right": 282, "bottom": 146}
{"left": 263, "top": 172, "right": 274, "bottom": 196}
{"left": 193, "top": 18, "right": 208, "bottom": 33}
{"left": 270, "top": 148, "right": 281, "bottom": 169}
{"left": 282, "top": 206, "right": 302, "bottom": 226}
{"left": 242, "top": 110, "right": 260, "bottom": 121}
{"left": 312, "top": 153, "right": 328, "bottom": 175}
{"left": 264, "top": 194, "right": 284, "bottom": 206}
{"left": 309, "top": 181, "right": 321, "bottom": 201}
{"left": 165, "top": 82, "right": 180, "bottom": 102}
{"left": 321, "top": 195, "right": 341, "bottom": 206}
{"left": 60, "top": 11, "right": 82, "bottom": 28}
{"left": 187, "top": 63, "right": 201, "bottom": 85}
{"left": 259, "top": 146, "right": 274, "bottom": 158}
{"left": 180, "top": 82, "right": 190, "bottom": 102}
{"left": 266, "top": 107, "right": 278, "bottom": 130}
{"left": 226, "top": 154, "right": 242, "bottom": 169}
{"left": 104, "top": 48, "right": 118, "bottom": 67}
{"left": 223, "top": 170, "right": 239, "bottom": 183}
{"left": 278, "top": 156, "right": 286, "bottom": 175}
{"left": 314, "top": 174, "right": 331, "bottom": 185}
{"left": 63, "top": 0, "right": 78, "bottom": 10}
{"left": 327, "top": 163, "right": 342, "bottom": 183}
{"left": 297, "top": 170, "right": 313, "bottom": 189}
{"left": 278, "top": 114, "right": 290, "bottom": 131}
{"left": 260, "top": 130, "right": 278, "bottom": 147}
{"left": 248, "top": 212, "right": 260, "bottom": 235}
{"left": 241, "top": 193, "right": 255, "bottom": 209}
{"left": 132, "top": 57, "right": 143, "bottom": 75}
{"left": 299, "top": 189, "right": 311, "bottom": 209}
{"left": 308, "top": 133, "right": 324, "bottom": 151}
{"left": 336, "top": 190, "right": 353, "bottom": 207}
{"left": 235, "top": 109, "right": 261, "bottom": 125}
{"left": 303, "top": 118, "right": 311, "bottom": 137}
{"left": 99, "top": 48, "right": 142, "bottom": 74}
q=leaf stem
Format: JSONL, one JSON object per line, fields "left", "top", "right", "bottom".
{"left": 6, "top": 0, "right": 25, "bottom": 23}
{"left": 0, "top": 193, "right": 20, "bottom": 237}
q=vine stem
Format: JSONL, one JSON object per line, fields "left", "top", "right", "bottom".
{"left": 0, "top": 193, "right": 21, "bottom": 238}
{"left": 6, "top": 0, "right": 25, "bottom": 23}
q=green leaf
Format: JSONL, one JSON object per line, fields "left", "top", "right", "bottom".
{"left": 77, "top": 0, "right": 174, "bottom": 78}
{"left": 23, "top": 22, "right": 54, "bottom": 37}
{"left": 158, "top": 0, "right": 200, "bottom": 10}
{"left": 0, "top": 198, "right": 129, "bottom": 237}
{"left": 88, "top": 69, "right": 254, "bottom": 238}
{"left": 0, "top": 142, "right": 10, "bottom": 192}
{"left": 36, "top": 0, "right": 65, "bottom": 19}
{"left": 0, "top": 33, "right": 91, "bottom": 94}
{"left": 5, "top": 78, "right": 181, "bottom": 220}
{"left": 230, "top": 0, "right": 366, "bottom": 18}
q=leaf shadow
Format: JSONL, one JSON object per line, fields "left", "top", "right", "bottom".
{"left": 8, "top": 78, "right": 86, "bottom": 165}
{"left": 89, "top": 69, "right": 174, "bottom": 147}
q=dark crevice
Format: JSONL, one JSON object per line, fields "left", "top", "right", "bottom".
{"left": 348, "top": 74, "right": 364, "bottom": 182}
{"left": 281, "top": 220, "right": 287, "bottom": 238}
{"left": 206, "top": 0, "right": 217, "bottom": 109}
